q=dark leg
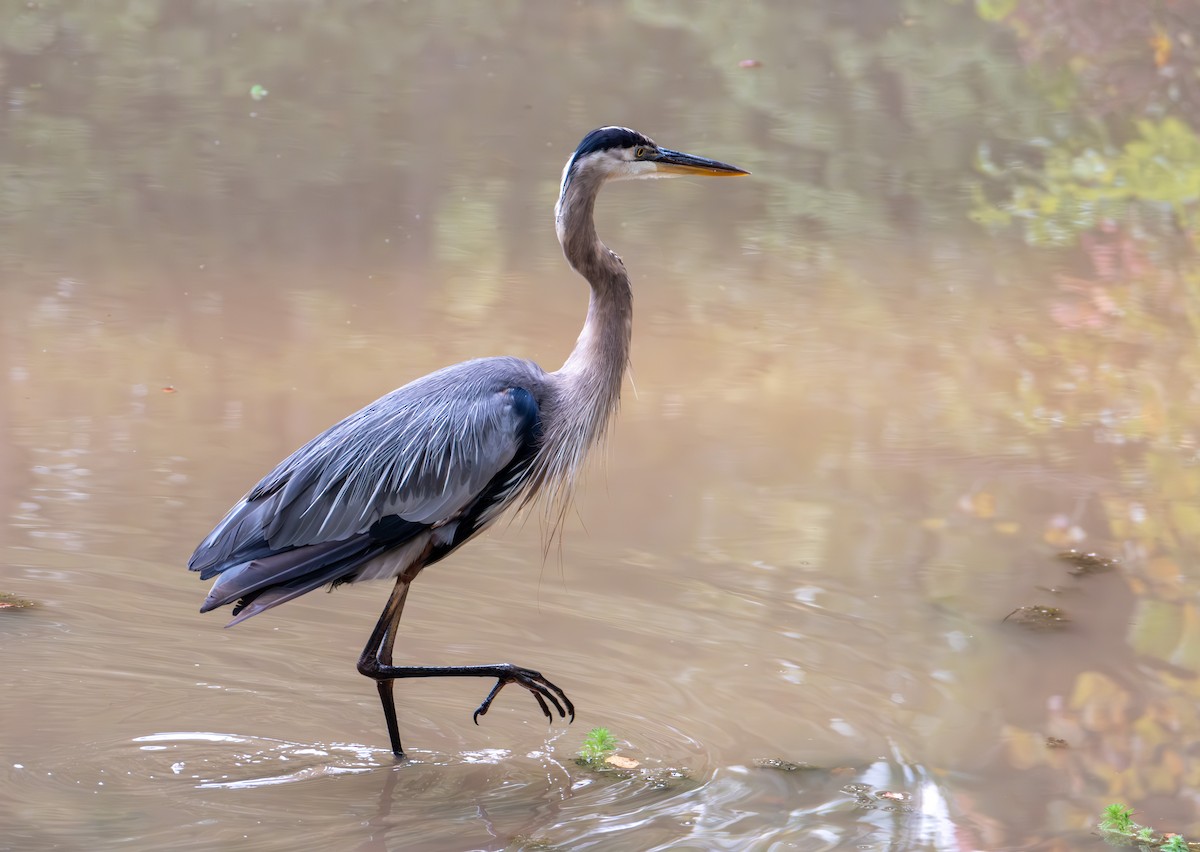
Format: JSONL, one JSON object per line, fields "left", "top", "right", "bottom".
{"left": 356, "top": 574, "right": 414, "bottom": 757}
{"left": 357, "top": 568, "right": 574, "bottom": 759}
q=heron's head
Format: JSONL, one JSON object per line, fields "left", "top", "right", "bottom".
{"left": 558, "top": 126, "right": 748, "bottom": 201}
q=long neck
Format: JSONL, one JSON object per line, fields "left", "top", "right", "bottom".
{"left": 555, "top": 171, "right": 633, "bottom": 407}
{"left": 527, "top": 169, "right": 632, "bottom": 521}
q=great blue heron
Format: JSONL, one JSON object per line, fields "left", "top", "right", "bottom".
{"left": 189, "top": 126, "right": 748, "bottom": 757}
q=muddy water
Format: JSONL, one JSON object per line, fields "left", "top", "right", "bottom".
{"left": 3, "top": 3, "right": 1199, "bottom": 850}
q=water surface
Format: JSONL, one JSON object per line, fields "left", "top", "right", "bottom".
{"left": 4, "top": 2, "right": 1200, "bottom": 850}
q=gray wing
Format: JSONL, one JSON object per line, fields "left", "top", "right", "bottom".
{"left": 188, "top": 357, "right": 546, "bottom": 618}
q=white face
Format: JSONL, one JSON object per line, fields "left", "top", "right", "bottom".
{"left": 608, "top": 146, "right": 673, "bottom": 182}
{"left": 560, "top": 146, "right": 676, "bottom": 193}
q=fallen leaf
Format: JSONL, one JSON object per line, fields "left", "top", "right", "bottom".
{"left": 605, "top": 755, "right": 640, "bottom": 770}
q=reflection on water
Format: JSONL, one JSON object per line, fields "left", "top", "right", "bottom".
{"left": 4, "top": 1, "right": 1200, "bottom": 850}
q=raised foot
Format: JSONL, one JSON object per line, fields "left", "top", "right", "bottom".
{"left": 472, "top": 664, "right": 576, "bottom": 726}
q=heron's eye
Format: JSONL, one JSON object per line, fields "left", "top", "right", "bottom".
{"left": 634, "top": 146, "right": 647, "bottom": 159}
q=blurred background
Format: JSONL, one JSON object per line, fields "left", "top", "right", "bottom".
{"left": 2, "top": 1, "right": 1199, "bottom": 849}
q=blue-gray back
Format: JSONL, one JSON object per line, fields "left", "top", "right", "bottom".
{"left": 189, "top": 356, "right": 551, "bottom": 582}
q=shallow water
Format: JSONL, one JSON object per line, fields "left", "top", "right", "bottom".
{"left": 4, "top": 2, "right": 1200, "bottom": 850}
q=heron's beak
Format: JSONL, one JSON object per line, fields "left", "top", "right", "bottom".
{"left": 653, "top": 148, "right": 750, "bottom": 177}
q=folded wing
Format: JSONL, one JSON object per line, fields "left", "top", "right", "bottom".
{"left": 188, "top": 358, "right": 545, "bottom": 624}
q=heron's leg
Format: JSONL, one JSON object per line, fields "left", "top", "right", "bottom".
{"left": 362, "top": 661, "right": 574, "bottom": 732}
{"left": 357, "top": 574, "right": 415, "bottom": 757}
{"left": 362, "top": 661, "right": 574, "bottom": 724}
{"left": 357, "top": 569, "right": 574, "bottom": 758}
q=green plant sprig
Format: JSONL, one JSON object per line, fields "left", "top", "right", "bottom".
{"left": 577, "top": 727, "right": 618, "bottom": 764}
{"left": 1098, "top": 802, "right": 1196, "bottom": 851}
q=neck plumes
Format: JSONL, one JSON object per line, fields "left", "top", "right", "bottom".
{"left": 528, "top": 169, "right": 633, "bottom": 523}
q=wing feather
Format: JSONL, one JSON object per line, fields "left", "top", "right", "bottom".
{"left": 189, "top": 357, "right": 546, "bottom": 582}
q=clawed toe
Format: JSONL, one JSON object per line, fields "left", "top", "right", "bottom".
{"left": 471, "top": 665, "right": 575, "bottom": 726}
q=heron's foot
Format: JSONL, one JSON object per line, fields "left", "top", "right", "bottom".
{"left": 472, "top": 664, "right": 575, "bottom": 726}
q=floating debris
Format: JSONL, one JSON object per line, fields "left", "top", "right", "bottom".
{"left": 643, "top": 767, "right": 695, "bottom": 791}
{"left": 0, "top": 592, "right": 36, "bottom": 610}
{"left": 1004, "top": 604, "right": 1070, "bottom": 630}
{"left": 1056, "top": 549, "right": 1119, "bottom": 576}
{"left": 753, "top": 757, "right": 824, "bottom": 772}
{"left": 738, "top": 59, "right": 763, "bottom": 68}
{"left": 1045, "top": 737, "right": 1068, "bottom": 749}
{"left": 841, "top": 783, "right": 916, "bottom": 813}
{"left": 573, "top": 727, "right": 681, "bottom": 780}
{"left": 249, "top": 84, "right": 269, "bottom": 101}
